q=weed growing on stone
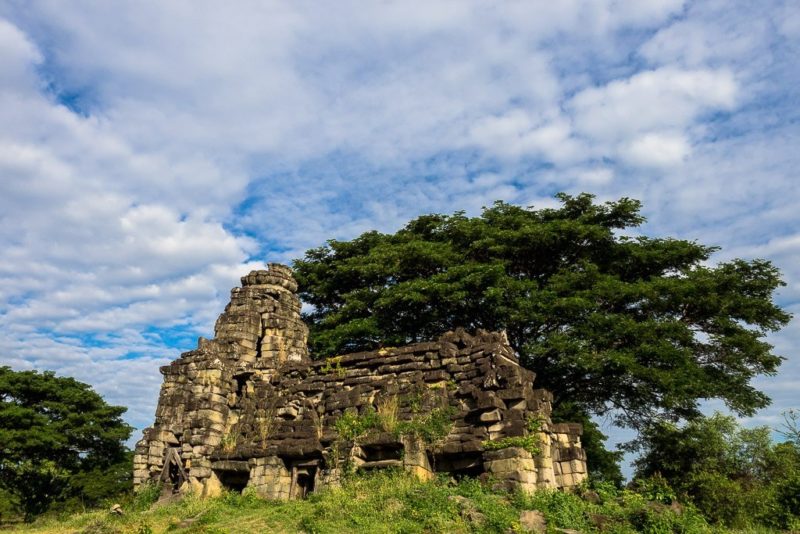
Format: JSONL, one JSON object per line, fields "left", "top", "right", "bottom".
{"left": 482, "top": 434, "right": 541, "bottom": 456}
{"left": 334, "top": 407, "right": 382, "bottom": 442}
{"left": 320, "top": 356, "right": 345, "bottom": 377}
{"left": 482, "top": 416, "right": 543, "bottom": 455}
{"left": 406, "top": 390, "right": 424, "bottom": 413}
{"left": 376, "top": 395, "right": 399, "bottom": 433}
{"left": 312, "top": 412, "right": 324, "bottom": 439}
{"left": 395, "top": 406, "right": 456, "bottom": 446}
{"left": 220, "top": 430, "right": 239, "bottom": 453}
{"left": 255, "top": 405, "right": 276, "bottom": 447}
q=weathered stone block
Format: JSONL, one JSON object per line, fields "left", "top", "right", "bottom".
{"left": 485, "top": 458, "right": 536, "bottom": 473}
{"left": 190, "top": 466, "right": 212, "bottom": 478}
{"left": 483, "top": 447, "right": 532, "bottom": 461}
{"left": 570, "top": 459, "right": 585, "bottom": 474}
{"left": 479, "top": 409, "right": 502, "bottom": 423}
{"left": 499, "top": 469, "right": 538, "bottom": 484}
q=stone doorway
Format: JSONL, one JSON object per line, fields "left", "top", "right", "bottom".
{"left": 290, "top": 461, "right": 318, "bottom": 499}
{"left": 159, "top": 447, "right": 188, "bottom": 494}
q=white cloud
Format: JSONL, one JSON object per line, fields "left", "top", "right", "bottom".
{"left": 0, "top": 0, "right": 796, "bottom": 451}
{"left": 640, "top": 18, "right": 759, "bottom": 68}
{"left": 575, "top": 167, "right": 615, "bottom": 185}
{"left": 570, "top": 67, "right": 737, "bottom": 142}
{"left": 468, "top": 111, "right": 580, "bottom": 162}
{"left": 621, "top": 132, "right": 691, "bottom": 167}
{"left": 612, "top": 0, "right": 686, "bottom": 26}
{"left": 0, "top": 18, "right": 41, "bottom": 85}
{"left": 0, "top": 14, "right": 259, "bottom": 434}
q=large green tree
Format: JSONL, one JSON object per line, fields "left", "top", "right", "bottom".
{"left": 0, "top": 367, "right": 133, "bottom": 520}
{"left": 294, "top": 194, "right": 789, "bottom": 433}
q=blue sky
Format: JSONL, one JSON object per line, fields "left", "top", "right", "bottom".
{"left": 0, "top": 1, "right": 798, "bottom": 469}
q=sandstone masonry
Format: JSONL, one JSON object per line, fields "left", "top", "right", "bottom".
{"left": 134, "top": 264, "right": 587, "bottom": 499}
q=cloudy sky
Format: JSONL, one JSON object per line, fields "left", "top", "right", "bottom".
{"left": 1, "top": 0, "right": 798, "bottom": 459}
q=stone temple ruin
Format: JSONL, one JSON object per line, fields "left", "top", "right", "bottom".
{"left": 134, "top": 264, "right": 587, "bottom": 499}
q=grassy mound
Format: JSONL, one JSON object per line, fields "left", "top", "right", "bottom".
{"left": 5, "top": 470, "right": 776, "bottom": 533}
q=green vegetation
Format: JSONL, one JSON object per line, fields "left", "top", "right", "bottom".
{"left": 294, "top": 194, "right": 789, "bottom": 437}
{"left": 334, "top": 404, "right": 455, "bottom": 446}
{"left": 320, "top": 356, "right": 345, "bottom": 377}
{"left": 334, "top": 407, "right": 384, "bottom": 442}
{"left": 395, "top": 407, "right": 455, "bottom": 445}
{"left": 482, "top": 435, "right": 540, "bottom": 456}
{"left": 633, "top": 412, "right": 800, "bottom": 530}
{"left": 483, "top": 417, "right": 542, "bottom": 456}
{"left": 0, "top": 367, "right": 133, "bottom": 521}
{"left": 6, "top": 470, "right": 737, "bottom": 534}
{"left": 219, "top": 430, "right": 239, "bottom": 454}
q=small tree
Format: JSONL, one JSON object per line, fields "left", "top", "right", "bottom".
{"left": 0, "top": 367, "right": 133, "bottom": 520}
{"left": 633, "top": 412, "right": 800, "bottom": 528}
{"left": 780, "top": 409, "right": 800, "bottom": 445}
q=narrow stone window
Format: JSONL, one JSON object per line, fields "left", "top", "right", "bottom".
{"left": 432, "top": 452, "right": 485, "bottom": 479}
{"left": 359, "top": 443, "right": 404, "bottom": 470}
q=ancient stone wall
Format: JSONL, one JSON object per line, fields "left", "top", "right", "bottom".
{"left": 134, "top": 264, "right": 587, "bottom": 499}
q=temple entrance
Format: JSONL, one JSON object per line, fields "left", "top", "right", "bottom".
{"left": 290, "top": 461, "right": 318, "bottom": 499}
{"left": 216, "top": 470, "right": 250, "bottom": 493}
{"left": 159, "top": 448, "right": 188, "bottom": 493}
{"left": 295, "top": 468, "right": 316, "bottom": 498}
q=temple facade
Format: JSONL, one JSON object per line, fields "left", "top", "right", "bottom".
{"left": 133, "top": 263, "right": 587, "bottom": 499}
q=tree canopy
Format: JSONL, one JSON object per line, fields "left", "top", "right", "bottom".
{"left": 0, "top": 366, "right": 133, "bottom": 520}
{"left": 294, "top": 194, "right": 790, "bottom": 431}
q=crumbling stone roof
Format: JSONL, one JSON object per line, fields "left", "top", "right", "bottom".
{"left": 134, "top": 264, "right": 586, "bottom": 499}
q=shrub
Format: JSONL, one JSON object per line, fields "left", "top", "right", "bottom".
{"left": 634, "top": 412, "right": 800, "bottom": 529}
{"left": 395, "top": 407, "right": 455, "bottom": 445}
{"left": 334, "top": 407, "right": 383, "bottom": 442}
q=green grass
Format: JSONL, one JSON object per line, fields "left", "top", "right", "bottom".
{"left": 2, "top": 471, "right": 786, "bottom": 534}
